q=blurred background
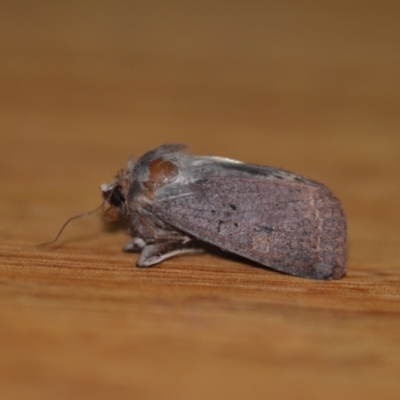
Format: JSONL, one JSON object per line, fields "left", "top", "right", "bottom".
{"left": 1, "top": 0, "right": 399, "bottom": 249}
{"left": 1, "top": 0, "right": 399, "bottom": 255}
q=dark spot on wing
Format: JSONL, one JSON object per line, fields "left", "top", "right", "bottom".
{"left": 194, "top": 178, "right": 210, "bottom": 185}
{"left": 254, "top": 225, "right": 274, "bottom": 234}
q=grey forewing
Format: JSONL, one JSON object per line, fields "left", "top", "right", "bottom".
{"left": 151, "top": 176, "right": 345, "bottom": 279}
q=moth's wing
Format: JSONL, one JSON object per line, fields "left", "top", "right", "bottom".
{"left": 152, "top": 177, "right": 346, "bottom": 279}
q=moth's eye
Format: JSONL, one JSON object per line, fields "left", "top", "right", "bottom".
{"left": 109, "top": 186, "right": 125, "bottom": 207}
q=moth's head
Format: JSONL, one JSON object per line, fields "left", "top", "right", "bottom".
{"left": 100, "top": 182, "right": 124, "bottom": 221}
{"left": 100, "top": 164, "right": 132, "bottom": 221}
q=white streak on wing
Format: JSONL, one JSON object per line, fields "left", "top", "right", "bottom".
{"left": 192, "top": 156, "right": 244, "bottom": 166}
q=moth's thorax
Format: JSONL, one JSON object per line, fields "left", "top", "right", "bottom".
{"left": 139, "top": 158, "right": 180, "bottom": 200}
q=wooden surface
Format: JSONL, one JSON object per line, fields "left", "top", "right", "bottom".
{"left": 1, "top": 2, "right": 399, "bottom": 399}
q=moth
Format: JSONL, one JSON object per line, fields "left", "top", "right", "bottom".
{"left": 101, "top": 144, "right": 347, "bottom": 279}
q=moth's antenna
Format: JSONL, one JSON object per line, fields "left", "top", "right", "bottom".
{"left": 37, "top": 201, "right": 106, "bottom": 247}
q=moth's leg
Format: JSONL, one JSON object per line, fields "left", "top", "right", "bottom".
{"left": 123, "top": 237, "right": 146, "bottom": 253}
{"left": 137, "top": 241, "right": 204, "bottom": 267}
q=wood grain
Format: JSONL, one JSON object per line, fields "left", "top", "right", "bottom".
{"left": 1, "top": 2, "right": 399, "bottom": 399}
